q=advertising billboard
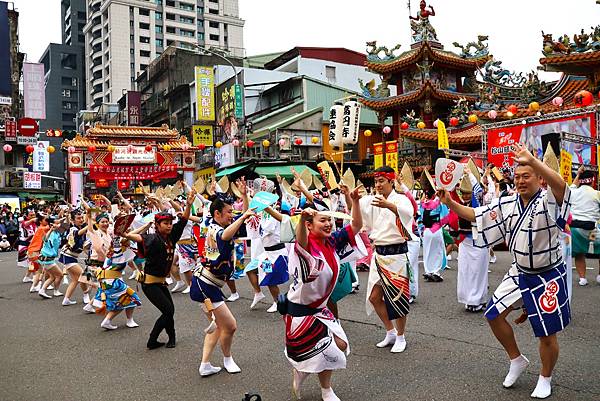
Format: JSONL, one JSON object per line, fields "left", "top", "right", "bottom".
{"left": 487, "top": 113, "right": 597, "bottom": 170}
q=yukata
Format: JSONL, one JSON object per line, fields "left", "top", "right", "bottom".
{"left": 58, "top": 225, "right": 87, "bottom": 269}
{"left": 456, "top": 195, "right": 489, "bottom": 307}
{"left": 245, "top": 213, "right": 289, "bottom": 287}
{"left": 361, "top": 191, "right": 416, "bottom": 319}
{"left": 93, "top": 236, "right": 140, "bottom": 312}
{"left": 285, "top": 226, "right": 362, "bottom": 373}
{"left": 17, "top": 220, "right": 37, "bottom": 269}
{"left": 419, "top": 198, "right": 449, "bottom": 275}
{"left": 476, "top": 187, "right": 572, "bottom": 337}
{"left": 176, "top": 219, "right": 198, "bottom": 275}
{"left": 190, "top": 219, "right": 243, "bottom": 312}
{"left": 38, "top": 230, "right": 62, "bottom": 267}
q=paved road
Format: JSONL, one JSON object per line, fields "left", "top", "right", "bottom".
{"left": 1, "top": 250, "right": 599, "bottom": 401}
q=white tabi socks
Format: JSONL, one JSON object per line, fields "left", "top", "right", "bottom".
{"left": 503, "top": 354, "right": 529, "bottom": 388}
{"left": 376, "top": 329, "right": 397, "bottom": 348}
{"left": 223, "top": 356, "right": 241, "bottom": 373}
{"left": 250, "top": 292, "right": 265, "bottom": 309}
{"left": 321, "top": 387, "right": 341, "bottom": 401}
{"left": 391, "top": 334, "right": 407, "bottom": 353}
{"left": 531, "top": 375, "right": 552, "bottom": 399}
{"left": 199, "top": 362, "right": 222, "bottom": 377}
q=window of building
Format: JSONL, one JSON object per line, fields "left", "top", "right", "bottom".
{"left": 166, "top": 13, "right": 175, "bottom": 20}
{"left": 77, "top": 11, "right": 86, "bottom": 19}
{"left": 209, "top": 34, "right": 219, "bottom": 41}
{"left": 130, "top": 63, "right": 135, "bottom": 69}
{"left": 60, "top": 53, "right": 77, "bottom": 70}
{"left": 198, "top": 32, "right": 204, "bottom": 40}
{"left": 155, "top": 0, "right": 162, "bottom": 4}
{"left": 156, "top": 38, "right": 164, "bottom": 47}
{"left": 139, "top": 36, "right": 150, "bottom": 43}
{"left": 179, "top": 2, "right": 195, "bottom": 11}
{"left": 209, "top": 21, "right": 219, "bottom": 28}
{"left": 166, "top": 0, "right": 175, "bottom": 6}
{"left": 78, "top": 23, "right": 86, "bottom": 31}
{"left": 63, "top": 101, "right": 72, "bottom": 110}
{"left": 166, "top": 39, "right": 174, "bottom": 46}
{"left": 180, "top": 16, "right": 194, "bottom": 24}
{"left": 61, "top": 77, "right": 73, "bottom": 86}
{"left": 62, "top": 113, "right": 75, "bottom": 122}
{"left": 325, "top": 66, "right": 336, "bottom": 81}
{"left": 139, "top": 8, "right": 150, "bottom": 16}
{"left": 78, "top": 34, "right": 85, "bottom": 43}
{"left": 166, "top": 26, "right": 176, "bottom": 34}
{"left": 139, "top": 22, "right": 150, "bottom": 30}
{"left": 155, "top": 25, "right": 163, "bottom": 33}
{"left": 4, "top": 151, "right": 13, "bottom": 166}
{"left": 140, "top": 50, "right": 151, "bottom": 57}
{"left": 155, "top": 12, "right": 163, "bottom": 20}
{"left": 130, "top": 20, "right": 134, "bottom": 28}
{"left": 140, "top": 64, "right": 148, "bottom": 71}
{"left": 209, "top": 8, "right": 219, "bottom": 14}
{"left": 130, "top": 34, "right": 134, "bottom": 41}
{"left": 180, "top": 29, "right": 194, "bottom": 37}
{"left": 130, "top": 48, "right": 134, "bottom": 54}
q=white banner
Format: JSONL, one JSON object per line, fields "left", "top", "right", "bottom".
{"left": 33, "top": 141, "right": 50, "bottom": 172}
{"left": 23, "top": 172, "right": 41, "bottom": 189}
{"left": 23, "top": 63, "right": 46, "bottom": 120}
{"left": 112, "top": 146, "right": 156, "bottom": 164}
{"left": 215, "top": 143, "right": 235, "bottom": 169}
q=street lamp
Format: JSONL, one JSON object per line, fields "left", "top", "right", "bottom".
{"left": 191, "top": 43, "right": 239, "bottom": 86}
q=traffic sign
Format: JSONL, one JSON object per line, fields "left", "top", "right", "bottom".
{"left": 17, "top": 118, "right": 38, "bottom": 136}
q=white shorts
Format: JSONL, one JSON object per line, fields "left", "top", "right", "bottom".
{"left": 200, "top": 300, "right": 225, "bottom": 313}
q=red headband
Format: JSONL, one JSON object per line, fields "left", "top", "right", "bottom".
{"left": 374, "top": 171, "right": 396, "bottom": 181}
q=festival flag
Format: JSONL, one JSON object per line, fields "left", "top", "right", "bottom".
{"left": 437, "top": 120, "right": 449, "bottom": 150}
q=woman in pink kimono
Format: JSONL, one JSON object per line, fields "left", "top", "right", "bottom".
{"left": 283, "top": 185, "right": 363, "bottom": 401}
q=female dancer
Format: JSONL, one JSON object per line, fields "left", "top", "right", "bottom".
{"left": 125, "top": 189, "right": 195, "bottom": 349}
{"left": 82, "top": 210, "right": 112, "bottom": 313}
{"left": 37, "top": 216, "right": 65, "bottom": 299}
{"left": 285, "top": 186, "right": 363, "bottom": 401}
{"left": 58, "top": 209, "right": 91, "bottom": 306}
{"left": 419, "top": 188, "right": 450, "bottom": 282}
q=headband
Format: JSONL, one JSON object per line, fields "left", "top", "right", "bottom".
{"left": 580, "top": 177, "right": 594, "bottom": 184}
{"left": 155, "top": 212, "right": 175, "bottom": 223}
{"left": 95, "top": 213, "right": 110, "bottom": 223}
{"left": 374, "top": 171, "right": 396, "bottom": 181}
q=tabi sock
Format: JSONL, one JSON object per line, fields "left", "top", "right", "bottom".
{"left": 321, "top": 387, "right": 341, "bottom": 401}
{"left": 223, "top": 356, "right": 241, "bottom": 373}
{"left": 199, "top": 362, "right": 221, "bottom": 377}
{"left": 503, "top": 354, "right": 529, "bottom": 388}
{"left": 376, "top": 329, "right": 397, "bottom": 348}
{"left": 531, "top": 375, "right": 552, "bottom": 399}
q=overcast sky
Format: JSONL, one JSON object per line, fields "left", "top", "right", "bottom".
{"left": 12, "top": 0, "right": 600, "bottom": 79}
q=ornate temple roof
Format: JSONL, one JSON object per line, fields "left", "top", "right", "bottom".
{"left": 365, "top": 41, "right": 491, "bottom": 75}
{"left": 398, "top": 124, "right": 482, "bottom": 145}
{"left": 85, "top": 123, "right": 180, "bottom": 140}
{"left": 474, "top": 76, "right": 599, "bottom": 120}
{"left": 360, "top": 81, "right": 477, "bottom": 111}
{"left": 61, "top": 132, "right": 193, "bottom": 150}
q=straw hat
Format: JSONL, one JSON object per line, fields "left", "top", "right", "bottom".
{"left": 193, "top": 176, "right": 206, "bottom": 194}
{"left": 356, "top": 179, "right": 367, "bottom": 196}
{"left": 217, "top": 176, "right": 229, "bottom": 193}
{"left": 543, "top": 143, "right": 560, "bottom": 173}
{"left": 401, "top": 162, "right": 414, "bottom": 190}
{"left": 420, "top": 169, "right": 435, "bottom": 190}
{"left": 466, "top": 158, "right": 481, "bottom": 183}
{"left": 340, "top": 168, "right": 356, "bottom": 190}
{"left": 459, "top": 175, "right": 473, "bottom": 194}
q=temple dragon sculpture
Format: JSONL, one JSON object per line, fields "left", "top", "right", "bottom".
{"left": 452, "top": 35, "right": 490, "bottom": 58}
{"left": 542, "top": 25, "right": 600, "bottom": 56}
{"left": 366, "top": 41, "right": 402, "bottom": 61}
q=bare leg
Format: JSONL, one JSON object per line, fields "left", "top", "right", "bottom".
{"left": 246, "top": 270, "right": 260, "bottom": 293}
{"left": 226, "top": 280, "right": 237, "bottom": 294}
{"left": 65, "top": 264, "right": 83, "bottom": 299}
{"left": 327, "top": 299, "right": 339, "bottom": 319}
{"left": 213, "top": 304, "right": 237, "bottom": 357}
{"left": 267, "top": 285, "right": 280, "bottom": 301}
{"left": 575, "top": 254, "right": 586, "bottom": 279}
{"left": 368, "top": 284, "right": 393, "bottom": 331}
{"left": 318, "top": 370, "right": 333, "bottom": 389}
{"left": 393, "top": 316, "right": 407, "bottom": 336}
{"left": 487, "top": 307, "right": 521, "bottom": 359}
{"left": 202, "top": 327, "right": 221, "bottom": 363}
{"left": 539, "top": 334, "right": 559, "bottom": 377}
{"left": 183, "top": 270, "right": 192, "bottom": 287}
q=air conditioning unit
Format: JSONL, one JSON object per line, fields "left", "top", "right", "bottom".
{"left": 14, "top": 167, "right": 28, "bottom": 173}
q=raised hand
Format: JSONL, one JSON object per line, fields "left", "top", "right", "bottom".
{"left": 300, "top": 207, "right": 317, "bottom": 220}
{"left": 234, "top": 177, "right": 247, "bottom": 196}
{"left": 511, "top": 143, "right": 536, "bottom": 167}
{"left": 371, "top": 195, "right": 391, "bottom": 209}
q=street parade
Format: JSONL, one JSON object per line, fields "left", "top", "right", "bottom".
{"left": 1, "top": 1, "right": 600, "bottom": 400}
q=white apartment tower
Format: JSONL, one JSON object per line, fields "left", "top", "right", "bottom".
{"left": 83, "top": 0, "right": 244, "bottom": 110}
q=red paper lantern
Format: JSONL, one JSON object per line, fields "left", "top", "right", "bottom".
{"left": 88, "top": 145, "right": 96, "bottom": 153}
{"left": 145, "top": 144, "right": 152, "bottom": 151}
{"left": 198, "top": 143, "right": 206, "bottom": 151}
{"left": 400, "top": 122, "right": 409, "bottom": 130}
{"left": 574, "top": 90, "right": 593, "bottom": 107}
{"left": 153, "top": 178, "right": 161, "bottom": 183}
{"left": 25, "top": 145, "right": 34, "bottom": 154}
{"left": 449, "top": 117, "right": 459, "bottom": 127}
{"left": 507, "top": 105, "right": 518, "bottom": 114}
{"left": 246, "top": 140, "right": 255, "bottom": 148}
{"left": 294, "top": 138, "right": 303, "bottom": 145}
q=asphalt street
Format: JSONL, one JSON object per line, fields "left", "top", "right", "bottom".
{"left": 1, "top": 250, "right": 599, "bottom": 401}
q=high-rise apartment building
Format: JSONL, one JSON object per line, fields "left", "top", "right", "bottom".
{"left": 83, "top": 0, "right": 244, "bottom": 110}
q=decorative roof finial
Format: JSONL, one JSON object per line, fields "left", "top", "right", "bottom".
{"left": 409, "top": 0, "right": 438, "bottom": 43}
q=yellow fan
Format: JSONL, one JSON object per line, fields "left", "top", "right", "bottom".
{"left": 230, "top": 181, "right": 243, "bottom": 199}
{"left": 313, "top": 175, "right": 325, "bottom": 191}
{"left": 543, "top": 143, "right": 560, "bottom": 173}
{"left": 356, "top": 179, "right": 367, "bottom": 196}
{"left": 280, "top": 177, "right": 293, "bottom": 194}
{"left": 217, "top": 176, "right": 230, "bottom": 193}
{"left": 421, "top": 169, "right": 435, "bottom": 190}
{"left": 317, "top": 161, "right": 339, "bottom": 191}
{"left": 491, "top": 167, "right": 503, "bottom": 182}
{"left": 171, "top": 182, "right": 184, "bottom": 197}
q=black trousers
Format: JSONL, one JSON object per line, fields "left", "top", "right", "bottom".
{"left": 142, "top": 283, "right": 175, "bottom": 342}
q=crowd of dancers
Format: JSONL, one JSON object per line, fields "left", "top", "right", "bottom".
{"left": 15, "top": 143, "right": 590, "bottom": 400}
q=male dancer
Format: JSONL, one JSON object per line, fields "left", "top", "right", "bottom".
{"left": 439, "top": 143, "right": 571, "bottom": 399}
{"left": 359, "top": 166, "right": 416, "bottom": 353}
